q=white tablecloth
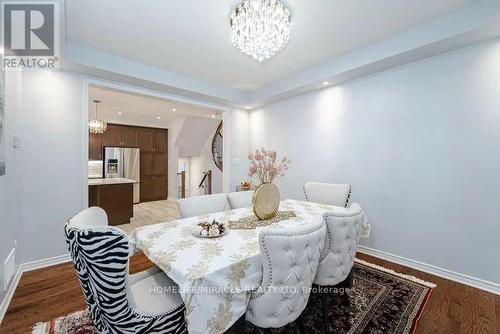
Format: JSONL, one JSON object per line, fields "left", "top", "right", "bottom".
{"left": 130, "top": 199, "right": 348, "bottom": 334}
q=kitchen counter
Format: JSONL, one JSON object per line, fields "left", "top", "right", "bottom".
{"left": 88, "top": 178, "right": 137, "bottom": 186}
{"left": 88, "top": 179, "right": 135, "bottom": 225}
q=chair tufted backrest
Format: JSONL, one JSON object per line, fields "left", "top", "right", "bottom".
{"left": 313, "top": 203, "right": 366, "bottom": 286}
{"left": 66, "top": 208, "right": 184, "bottom": 333}
{"left": 227, "top": 190, "right": 254, "bottom": 209}
{"left": 177, "top": 193, "right": 229, "bottom": 218}
{"left": 303, "top": 182, "right": 351, "bottom": 207}
{"left": 246, "top": 217, "right": 326, "bottom": 329}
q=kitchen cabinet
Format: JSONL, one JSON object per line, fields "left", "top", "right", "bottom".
{"left": 89, "top": 180, "right": 134, "bottom": 226}
{"left": 154, "top": 129, "right": 167, "bottom": 152}
{"left": 89, "top": 132, "right": 103, "bottom": 160}
{"left": 154, "top": 175, "right": 168, "bottom": 199}
{"left": 121, "top": 126, "right": 138, "bottom": 147}
{"left": 102, "top": 124, "right": 123, "bottom": 147}
{"left": 138, "top": 128, "right": 155, "bottom": 152}
{"left": 138, "top": 127, "right": 168, "bottom": 202}
{"left": 152, "top": 129, "right": 168, "bottom": 200}
{"left": 140, "top": 175, "right": 155, "bottom": 202}
{"left": 89, "top": 124, "right": 168, "bottom": 203}
{"left": 102, "top": 124, "right": 138, "bottom": 147}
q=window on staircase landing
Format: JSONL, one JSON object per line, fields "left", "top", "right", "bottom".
{"left": 212, "top": 121, "right": 223, "bottom": 172}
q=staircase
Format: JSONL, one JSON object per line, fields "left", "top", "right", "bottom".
{"left": 212, "top": 121, "right": 223, "bottom": 172}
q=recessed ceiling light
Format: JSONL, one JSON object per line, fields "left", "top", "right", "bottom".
{"left": 211, "top": 114, "right": 216, "bottom": 118}
{"left": 172, "top": 108, "right": 176, "bottom": 112}
{"left": 157, "top": 116, "right": 161, "bottom": 120}
{"left": 245, "top": 106, "right": 251, "bottom": 110}
{"left": 323, "top": 81, "right": 329, "bottom": 85}
{"left": 118, "top": 111, "right": 122, "bottom": 115}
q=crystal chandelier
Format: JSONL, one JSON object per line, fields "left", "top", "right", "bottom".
{"left": 89, "top": 100, "right": 107, "bottom": 134}
{"left": 230, "top": 0, "right": 291, "bottom": 62}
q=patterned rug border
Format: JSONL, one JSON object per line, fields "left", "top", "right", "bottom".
{"left": 354, "top": 259, "right": 435, "bottom": 334}
{"left": 409, "top": 285, "right": 434, "bottom": 334}
{"left": 354, "top": 258, "right": 437, "bottom": 288}
{"left": 31, "top": 260, "right": 436, "bottom": 334}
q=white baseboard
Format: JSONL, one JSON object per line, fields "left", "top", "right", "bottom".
{"left": 0, "top": 266, "right": 22, "bottom": 325}
{"left": 0, "top": 253, "right": 71, "bottom": 324}
{"left": 2, "top": 246, "right": 499, "bottom": 324}
{"left": 358, "top": 245, "right": 500, "bottom": 295}
{"left": 19, "top": 254, "right": 71, "bottom": 273}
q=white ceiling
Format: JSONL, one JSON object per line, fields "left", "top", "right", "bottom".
{"left": 89, "top": 85, "right": 222, "bottom": 128}
{"left": 67, "top": 0, "right": 478, "bottom": 92}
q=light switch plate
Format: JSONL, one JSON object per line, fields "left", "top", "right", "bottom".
{"left": 13, "top": 135, "right": 21, "bottom": 148}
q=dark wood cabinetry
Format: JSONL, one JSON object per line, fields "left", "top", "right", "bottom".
{"left": 138, "top": 127, "right": 168, "bottom": 202}
{"left": 153, "top": 130, "right": 168, "bottom": 200}
{"left": 89, "top": 132, "right": 103, "bottom": 161}
{"left": 102, "top": 124, "right": 138, "bottom": 147}
{"left": 102, "top": 124, "right": 123, "bottom": 147}
{"left": 138, "top": 128, "right": 154, "bottom": 151}
{"left": 88, "top": 123, "right": 168, "bottom": 202}
{"left": 89, "top": 183, "right": 134, "bottom": 225}
{"left": 121, "top": 126, "right": 138, "bottom": 147}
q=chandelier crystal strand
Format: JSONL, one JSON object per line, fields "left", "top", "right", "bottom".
{"left": 89, "top": 100, "right": 107, "bottom": 134}
{"left": 230, "top": 0, "right": 291, "bottom": 62}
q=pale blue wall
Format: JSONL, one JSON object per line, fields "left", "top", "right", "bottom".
{"left": 0, "top": 71, "right": 19, "bottom": 303}
{"left": 250, "top": 38, "right": 500, "bottom": 284}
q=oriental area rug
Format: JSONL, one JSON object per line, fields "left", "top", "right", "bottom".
{"left": 32, "top": 259, "right": 435, "bottom": 334}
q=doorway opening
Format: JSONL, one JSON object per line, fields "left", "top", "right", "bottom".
{"left": 86, "top": 84, "right": 224, "bottom": 233}
{"left": 177, "top": 120, "right": 223, "bottom": 198}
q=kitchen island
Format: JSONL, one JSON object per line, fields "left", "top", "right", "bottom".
{"left": 88, "top": 178, "right": 136, "bottom": 226}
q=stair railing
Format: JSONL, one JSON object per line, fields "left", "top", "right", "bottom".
{"left": 198, "top": 170, "right": 212, "bottom": 195}
{"left": 211, "top": 122, "right": 223, "bottom": 172}
{"left": 177, "top": 171, "right": 186, "bottom": 198}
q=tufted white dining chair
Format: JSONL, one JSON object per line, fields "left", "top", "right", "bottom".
{"left": 314, "top": 203, "right": 366, "bottom": 334}
{"left": 245, "top": 216, "right": 326, "bottom": 333}
{"left": 177, "top": 193, "right": 229, "bottom": 218}
{"left": 227, "top": 190, "right": 254, "bottom": 209}
{"left": 65, "top": 207, "right": 187, "bottom": 333}
{"left": 303, "top": 182, "right": 351, "bottom": 207}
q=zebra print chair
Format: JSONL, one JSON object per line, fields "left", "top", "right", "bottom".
{"left": 65, "top": 207, "right": 187, "bottom": 334}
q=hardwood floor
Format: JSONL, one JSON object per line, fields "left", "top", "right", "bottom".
{"left": 1, "top": 252, "right": 499, "bottom": 333}
{"left": 0, "top": 255, "right": 153, "bottom": 334}
{"left": 356, "top": 253, "right": 500, "bottom": 334}
{"left": 116, "top": 199, "right": 180, "bottom": 235}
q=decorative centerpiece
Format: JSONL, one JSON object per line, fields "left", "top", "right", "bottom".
{"left": 240, "top": 181, "right": 252, "bottom": 191}
{"left": 192, "top": 220, "right": 228, "bottom": 238}
{"left": 248, "top": 148, "right": 291, "bottom": 220}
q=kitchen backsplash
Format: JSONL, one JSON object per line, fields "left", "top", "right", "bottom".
{"left": 88, "top": 160, "right": 103, "bottom": 179}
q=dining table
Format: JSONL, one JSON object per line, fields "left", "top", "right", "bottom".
{"left": 129, "top": 199, "right": 362, "bottom": 334}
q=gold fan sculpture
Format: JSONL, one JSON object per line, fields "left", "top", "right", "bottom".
{"left": 247, "top": 148, "right": 291, "bottom": 220}
{"left": 252, "top": 183, "right": 280, "bottom": 220}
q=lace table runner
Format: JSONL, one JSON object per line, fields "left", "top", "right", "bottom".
{"left": 227, "top": 210, "right": 296, "bottom": 229}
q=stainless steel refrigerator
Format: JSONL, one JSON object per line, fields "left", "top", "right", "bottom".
{"left": 104, "top": 147, "right": 140, "bottom": 203}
